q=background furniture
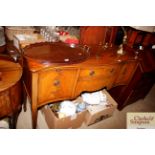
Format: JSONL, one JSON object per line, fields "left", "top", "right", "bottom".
{"left": 108, "top": 26, "right": 155, "bottom": 109}
{"left": 109, "top": 48, "right": 155, "bottom": 109}
{"left": 0, "top": 56, "right": 22, "bottom": 128}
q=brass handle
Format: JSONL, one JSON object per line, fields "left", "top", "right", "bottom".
{"left": 89, "top": 70, "right": 95, "bottom": 76}
{"left": 53, "top": 80, "right": 60, "bottom": 86}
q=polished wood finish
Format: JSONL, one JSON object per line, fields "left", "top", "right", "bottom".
{"left": 22, "top": 42, "right": 138, "bottom": 128}
{"left": 0, "top": 59, "right": 22, "bottom": 92}
{"left": 0, "top": 58, "right": 22, "bottom": 128}
{"left": 75, "top": 65, "right": 118, "bottom": 96}
{"left": 38, "top": 67, "right": 78, "bottom": 105}
{"left": 113, "top": 61, "right": 138, "bottom": 86}
{"left": 23, "top": 42, "right": 90, "bottom": 65}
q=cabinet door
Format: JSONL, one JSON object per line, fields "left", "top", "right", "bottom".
{"left": 38, "top": 67, "right": 77, "bottom": 105}
{"left": 114, "top": 61, "right": 138, "bottom": 86}
{"left": 127, "top": 73, "right": 155, "bottom": 105}
{"left": 75, "top": 65, "right": 118, "bottom": 97}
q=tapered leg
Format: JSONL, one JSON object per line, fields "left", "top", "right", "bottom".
{"left": 23, "top": 89, "right": 27, "bottom": 112}
{"left": 22, "top": 82, "right": 27, "bottom": 112}
{"left": 9, "top": 117, "right": 14, "bottom": 129}
{"left": 31, "top": 73, "right": 38, "bottom": 129}
{"left": 32, "top": 105, "right": 38, "bottom": 129}
{"left": 9, "top": 112, "right": 20, "bottom": 129}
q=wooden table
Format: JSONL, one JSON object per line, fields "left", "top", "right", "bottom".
{"left": 0, "top": 57, "right": 22, "bottom": 128}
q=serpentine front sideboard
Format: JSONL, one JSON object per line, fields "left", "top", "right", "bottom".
{"left": 22, "top": 42, "right": 139, "bottom": 128}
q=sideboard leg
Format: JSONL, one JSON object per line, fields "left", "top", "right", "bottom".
{"left": 31, "top": 73, "right": 38, "bottom": 129}
{"left": 9, "top": 112, "right": 20, "bottom": 129}
{"left": 22, "top": 82, "right": 27, "bottom": 112}
{"left": 23, "top": 90, "right": 27, "bottom": 112}
{"left": 32, "top": 106, "right": 38, "bottom": 129}
{"left": 9, "top": 117, "right": 14, "bottom": 129}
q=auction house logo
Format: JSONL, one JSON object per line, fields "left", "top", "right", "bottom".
{"left": 127, "top": 113, "right": 155, "bottom": 129}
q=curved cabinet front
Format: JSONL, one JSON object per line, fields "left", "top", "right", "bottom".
{"left": 74, "top": 65, "right": 118, "bottom": 97}
{"left": 37, "top": 65, "right": 119, "bottom": 105}
{"left": 114, "top": 61, "right": 138, "bottom": 86}
{"left": 38, "top": 67, "right": 78, "bottom": 105}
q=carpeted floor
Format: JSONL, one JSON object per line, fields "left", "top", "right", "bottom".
{"left": 16, "top": 84, "right": 155, "bottom": 129}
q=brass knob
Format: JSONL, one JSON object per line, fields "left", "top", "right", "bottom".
{"left": 53, "top": 80, "right": 60, "bottom": 86}
{"left": 89, "top": 70, "right": 95, "bottom": 76}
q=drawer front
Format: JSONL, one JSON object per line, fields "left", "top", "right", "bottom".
{"left": 114, "top": 62, "right": 137, "bottom": 86}
{"left": 0, "top": 91, "right": 12, "bottom": 117}
{"left": 38, "top": 67, "right": 77, "bottom": 104}
{"left": 75, "top": 65, "right": 118, "bottom": 96}
{"left": 79, "top": 66, "right": 117, "bottom": 80}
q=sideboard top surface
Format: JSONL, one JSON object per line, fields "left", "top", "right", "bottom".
{"left": 23, "top": 42, "right": 137, "bottom": 72}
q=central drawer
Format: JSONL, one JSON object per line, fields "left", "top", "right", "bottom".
{"left": 75, "top": 65, "right": 118, "bottom": 96}
{"left": 79, "top": 66, "right": 117, "bottom": 80}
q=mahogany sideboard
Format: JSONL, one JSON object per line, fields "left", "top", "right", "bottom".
{"left": 22, "top": 42, "right": 139, "bottom": 128}
{"left": 0, "top": 56, "right": 22, "bottom": 128}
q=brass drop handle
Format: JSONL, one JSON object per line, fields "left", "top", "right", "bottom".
{"left": 89, "top": 70, "right": 95, "bottom": 76}
{"left": 53, "top": 80, "right": 60, "bottom": 86}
